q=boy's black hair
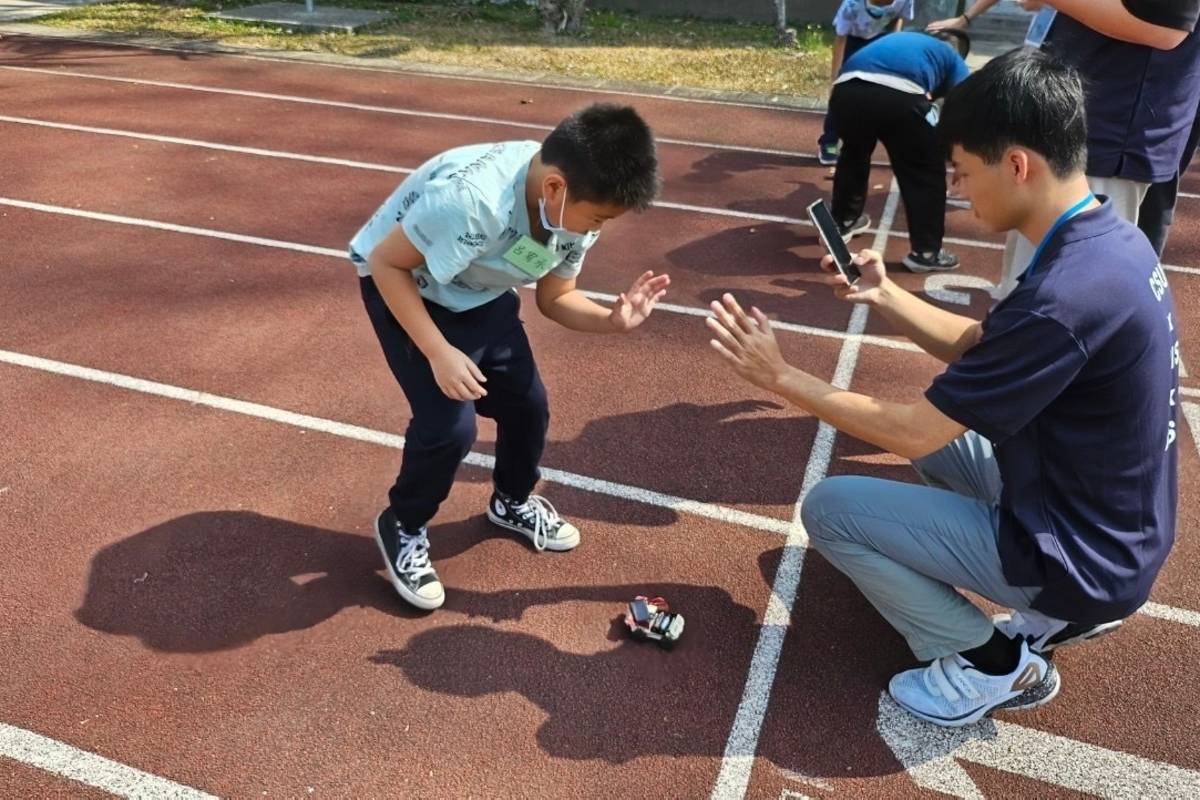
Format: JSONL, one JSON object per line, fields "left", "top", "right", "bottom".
{"left": 930, "top": 29, "right": 970, "bottom": 58}
{"left": 938, "top": 48, "right": 1086, "bottom": 178}
{"left": 541, "top": 103, "right": 660, "bottom": 211}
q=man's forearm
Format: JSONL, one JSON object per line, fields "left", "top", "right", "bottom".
{"left": 771, "top": 367, "right": 932, "bottom": 459}
{"left": 1052, "top": 0, "right": 1189, "bottom": 48}
{"left": 964, "top": 0, "right": 1001, "bottom": 23}
{"left": 539, "top": 289, "right": 617, "bottom": 333}
{"left": 873, "top": 279, "right": 982, "bottom": 363}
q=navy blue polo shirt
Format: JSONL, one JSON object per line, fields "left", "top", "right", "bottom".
{"left": 841, "top": 32, "right": 970, "bottom": 98}
{"left": 926, "top": 200, "right": 1180, "bottom": 623}
{"left": 1045, "top": 15, "right": 1200, "bottom": 183}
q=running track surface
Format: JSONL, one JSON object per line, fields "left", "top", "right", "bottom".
{"left": 1, "top": 34, "right": 1199, "bottom": 800}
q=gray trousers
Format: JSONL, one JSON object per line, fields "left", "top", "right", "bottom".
{"left": 801, "top": 432, "right": 1061, "bottom": 661}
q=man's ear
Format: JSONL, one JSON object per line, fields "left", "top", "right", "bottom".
{"left": 1006, "top": 147, "right": 1032, "bottom": 184}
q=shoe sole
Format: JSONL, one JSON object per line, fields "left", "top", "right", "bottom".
{"left": 817, "top": 157, "right": 838, "bottom": 166}
{"left": 902, "top": 258, "right": 959, "bottom": 273}
{"left": 486, "top": 510, "right": 580, "bottom": 552}
{"left": 997, "top": 665, "right": 1061, "bottom": 712}
{"left": 373, "top": 512, "right": 444, "bottom": 611}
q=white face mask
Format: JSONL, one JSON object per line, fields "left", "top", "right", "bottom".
{"left": 538, "top": 186, "right": 600, "bottom": 256}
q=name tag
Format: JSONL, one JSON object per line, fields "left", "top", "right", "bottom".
{"left": 502, "top": 235, "right": 556, "bottom": 278}
{"left": 1024, "top": 7, "right": 1057, "bottom": 49}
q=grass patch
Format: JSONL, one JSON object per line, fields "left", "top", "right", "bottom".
{"left": 36, "top": 1, "right": 832, "bottom": 98}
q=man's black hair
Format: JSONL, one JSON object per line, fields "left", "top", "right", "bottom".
{"left": 938, "top": 48, "right": 1086, "bottom": 178}
{"left": 930, "top": 29, "right": 970, "bottom": 58}
{"left": 541, "top": 103, "right": 660, "bottom": 211}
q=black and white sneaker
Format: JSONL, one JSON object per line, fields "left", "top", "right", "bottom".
{"left": 902, "top": 249, "right": 960, "bottom": 272}
{"left": 994, "top": 612, "right": 1122, "bottom": 654}
{"left": 837, "top": 214, "right": 871, "bottom": 242}
{"left": 373, "top": 508, "right": 444, "bottom": 610}
{"left": 486, "top": 491, "right": 580, "bottom": 552}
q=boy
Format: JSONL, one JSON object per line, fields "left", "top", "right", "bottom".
{"left": 708, "top": 50, "right": 1178, "bottom": 726}
{"left": 818, "top": 0, "right": 915, "bottom": 165}
{"left": 351, "top": 104, "right": 669, "bottom": 611}
{"left": 829, "top": 30, "right": 971, "bottom": 272}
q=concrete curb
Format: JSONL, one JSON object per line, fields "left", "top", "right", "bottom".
{"left": 0, "top": 20, "right": 831, "bottom": 113}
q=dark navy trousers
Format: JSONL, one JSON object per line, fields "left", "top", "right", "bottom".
{"left": 361, "top": 277, "right": 549, "bottom": 531}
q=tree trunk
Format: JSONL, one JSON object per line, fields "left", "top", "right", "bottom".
{"left": 539, "top": 0, "right": 587, "bottom": 35}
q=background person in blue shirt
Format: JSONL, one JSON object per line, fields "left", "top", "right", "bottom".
{"left": 707, "top": 50, "right": 1178, "bottom": 727}
{"left": 817, "top": 0, "right": 915, "bottom": 165}
{"left": 827, "top": 30, "right": 971, "bottom": 273}
{"left": 351, "top": 104, "right": 669, "bottom": 611}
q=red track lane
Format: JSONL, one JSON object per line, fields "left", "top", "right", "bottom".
{"left": 0, "top": 203, "right": 845, "bottom": 518}
{"left": 0, "top": 363, "right": 783, "bottom": 799}
{"left": 2, "top": 33, "right": 1200, "bottom": 800}
{"left": 0, "top": 71, "right": 867, "bottom": 237}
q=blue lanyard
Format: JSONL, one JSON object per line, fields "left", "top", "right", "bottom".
{"left": 1021, "top": 193, "right": 1095, "bottom": 281}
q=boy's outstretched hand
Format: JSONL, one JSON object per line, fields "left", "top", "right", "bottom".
{"left": 706, "top": 293, "right": 791, "bottom": 393}
{"left": 609, "top": 270, "right": 670, "bottom": 332}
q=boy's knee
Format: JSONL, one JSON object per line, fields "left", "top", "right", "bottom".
{"left": 410, "top": 411, "right": 477, "bottom": 454}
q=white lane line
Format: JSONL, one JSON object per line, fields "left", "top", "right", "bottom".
{"left": 0, "top": 114, "right": 411, "bottom": 173}
{"left": 4, "top": 115, "right": 1196, "bottom": 279}
{"left": 0, "top": 197, "right": 345, "bottom": 257}
{"left": 1142, "top": 600, "right": 1200, "bottom": 628}
{"left": 0, "top": 30, "right": 827, "bottom": 115}
{"left": 877, "top": 692, "right": 1200, "bottom": 799}
{"left": 0, "top": 65, "right": 812, "bottom": 158}
{"left": 2, "top": 345, "right": 1198, "bottom": 632}
{"left": 0, "top": 196, "right": 924, "bottom": 354}
{"left": 0, "top": 348, "right": 792, "bottom": 535}
{"left": 1182, "top": 387, "right": 1200, "bottom": 398}
{"left": 0, "top": 722, "right": 216, "bottom": 800}
{"left": 0, "top": 195, "right": 1188, "bottom": 364}
{"left": 710, "top": 178, "right": 903, "bottom": 800}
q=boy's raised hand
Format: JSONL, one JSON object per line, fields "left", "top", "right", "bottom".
{"left": 429, "top": 344, "right": 488, "bottom": 401}
{"left": 609, "top": 270, "right": 670, "bottom": 332}
{"left": 820, "top": 248, "right": 888, "bottom": 305}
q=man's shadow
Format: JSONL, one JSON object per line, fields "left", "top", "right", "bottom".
{"left": 530, "top": 399, "right": 816, "bottom": 507}
{"left": 373, "top": 546, "right": 918, "bottom": 775}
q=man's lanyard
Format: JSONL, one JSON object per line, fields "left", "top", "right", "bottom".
{"left": 1021, "top": 193, "right": 1095, "bottom": 282}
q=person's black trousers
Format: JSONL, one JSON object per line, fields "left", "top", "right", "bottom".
{"left": 360, "top": 277, "right": 549, "bottom": 531}
{"left": 830, "top": 79, "right": 946, "bottom": 254}
{"left": 818, "top": 34, "right": 876, "bottom": 147}
{"left": 1137, "top": 108, "right": 1200, "bottom": 258}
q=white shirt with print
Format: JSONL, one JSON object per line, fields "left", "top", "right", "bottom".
{"left": 833, "top": 0, "right": 914, "bottom": 40}
{"left": 349, "top": 141, "right": 595, "bottom": 313}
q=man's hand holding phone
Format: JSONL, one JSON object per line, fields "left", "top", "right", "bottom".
{"left": 820, "top": 249, "right": 888, "bottom": 305}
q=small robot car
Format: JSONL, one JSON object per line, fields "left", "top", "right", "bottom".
{"left": 624, "top": 595, "right": 684, "bottom": 649}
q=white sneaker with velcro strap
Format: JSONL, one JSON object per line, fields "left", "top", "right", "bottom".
{"left": 888, "top": 640, "right": 1050, "bottom": 727}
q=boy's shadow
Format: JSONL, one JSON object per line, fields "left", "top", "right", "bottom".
{"left": 74, "top": 510, "right": 496, "bottom": 652}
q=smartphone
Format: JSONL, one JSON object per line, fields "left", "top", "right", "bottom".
{"left": 806, "top": 199, "right": 861, "bottom": 285}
